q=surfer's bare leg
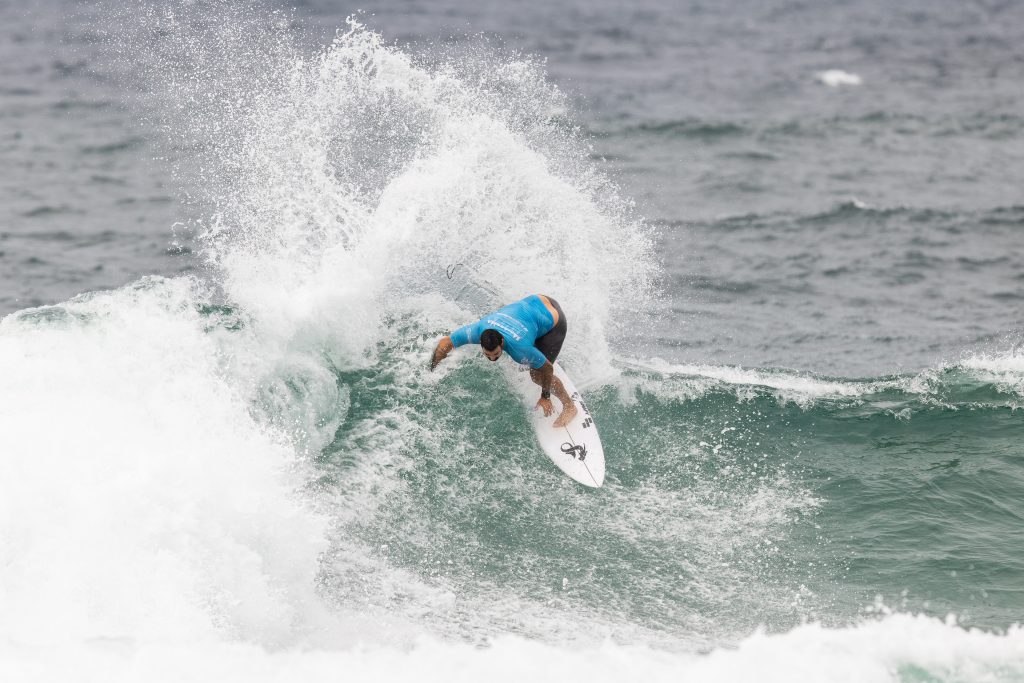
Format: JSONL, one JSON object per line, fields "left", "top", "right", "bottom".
{"left": 529, "top": 368, "right": 577, "bottom": 427}
{"left": 550, "top": 376, "right": 577, "bottom": 427}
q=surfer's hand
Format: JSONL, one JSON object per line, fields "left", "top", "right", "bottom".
{"left": 429, "top": 336, "right": 453, "bottom": 371}
{"left": 536, "top": 397, "right": 554, "bottom": 417}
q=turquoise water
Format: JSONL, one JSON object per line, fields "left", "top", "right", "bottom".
{"left": 313, "top": 334, "right": 1024, "bottom": 641}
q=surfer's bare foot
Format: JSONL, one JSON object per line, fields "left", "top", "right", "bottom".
{"left": 553, "top": 403, "right": 577, "bottom": 428}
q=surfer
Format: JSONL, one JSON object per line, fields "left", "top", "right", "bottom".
{"left": 429, "top": 294, "right": 578, "bottom": 428}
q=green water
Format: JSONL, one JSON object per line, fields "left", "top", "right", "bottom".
{"left": 291, "top": 333, "right": 1024, "bottom": 647}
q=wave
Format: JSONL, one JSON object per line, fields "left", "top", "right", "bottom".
{"left": 3, "top": 254, "right": 1020, "bottom": 676}
{"left": 663, "top": 202, "right": 1024, "bottom": 237}
{"left": 1, "top": 612, "right": 1021, "bottom": 682}
{"left": 0, "top": 279, "right": 335, "bottom": 649}
{"left": 615, "top": 353, "right": 1024, "bottom": 410}
{"left": 3, "top": 5, "right": 1022, "bottom": 680}
{"left": 591, "top": 111, "right": 1024, "bottom": 142}
{"left": 2, "top": 275, "right": 1021, "bottom": 672}
{"left": 3, "top": 5, "right": 661, "bottom": 659}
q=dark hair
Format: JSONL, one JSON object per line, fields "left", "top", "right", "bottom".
{"left": 480, "top": 329, "right": 504, "bottom": 351}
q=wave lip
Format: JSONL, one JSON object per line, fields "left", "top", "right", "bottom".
{"left": 617, "top": 357, "right": 873, "bottom": 407}
{"left": 959, "top": 352, "right": 1024, "bottom": 398}
{"left": 616, "top": 351, "right": 1024, "bottom": 410}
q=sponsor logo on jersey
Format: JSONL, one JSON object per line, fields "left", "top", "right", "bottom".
{"left": 484, "top": 313, "right": 527, "bottom": 341}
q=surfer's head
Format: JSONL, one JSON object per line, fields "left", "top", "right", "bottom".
{"left": 480, "top": 329, "right": 504, "bottom": 361}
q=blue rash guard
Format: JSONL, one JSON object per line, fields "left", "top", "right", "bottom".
{"left": 450, "top": 295, "right": 555, "bottom": 369}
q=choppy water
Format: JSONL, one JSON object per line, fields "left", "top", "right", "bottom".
{"left": 2, "top": 1, "right": 1024, "bottom": 681}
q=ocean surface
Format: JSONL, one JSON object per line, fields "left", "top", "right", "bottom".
{"left": 2, "top": 0, "right": 1023, "bottom": 680}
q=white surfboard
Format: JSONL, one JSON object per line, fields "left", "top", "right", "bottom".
{"left": 515, "top": 362, "right": 605, "bottom": 487}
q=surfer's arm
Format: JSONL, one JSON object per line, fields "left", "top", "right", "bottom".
{"left": 429, "top": 336, "right": 454, "bottom": 370}
{"left": 430, "top": 324, "right": 478, "bottom": 370}
{"left": 536, "top": 361, "right": 554, "bottom": 397}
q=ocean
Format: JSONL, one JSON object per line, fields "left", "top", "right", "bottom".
{"left": 2, "top": 0, "right": 1023, "bottom": 680}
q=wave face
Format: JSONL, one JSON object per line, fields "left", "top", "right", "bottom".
{"left": 2, "top": 4, "right": 1024, "bottom": 682}
{"left": 3, "top": 280, "right": 1024, "bottom": 677}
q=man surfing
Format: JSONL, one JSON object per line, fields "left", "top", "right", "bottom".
{"left": 429, "top": 294, "right": 578, "bottom": 428}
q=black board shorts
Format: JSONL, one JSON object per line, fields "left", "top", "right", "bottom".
{"left": 535, "top": 296, "right": 567, "bottom": 364}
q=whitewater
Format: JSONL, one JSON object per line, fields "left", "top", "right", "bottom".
{"left": 2, "top": 4, "right": 1024, "bottom": 682}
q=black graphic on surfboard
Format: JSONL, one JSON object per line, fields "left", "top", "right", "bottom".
{"left": 526, "top": 362, "right": 605, "bottom": 487}
{"left": 561, "top": 441, "right": 587, "bottom": 461}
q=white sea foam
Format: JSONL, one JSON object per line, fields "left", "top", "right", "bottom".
{"left": 0, "top": 278, "right": 337, "bottom": 649}
{"left": 146, "top": 15, "right": 653, "bottom": 385}
{"left": 960, "top": 352, "right": 1024, "bottom": 397}
{"left": 817, "top": 69, "right": 863, "bottom": 87}
{"left": 615, "top": 357, "right": 880, "bottom": 406}
{"left": 1, "top": 613, "right": 1020, "bottom": 683}
{"left": 616, "top": 350, "right": 1024, "bottom": 406}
